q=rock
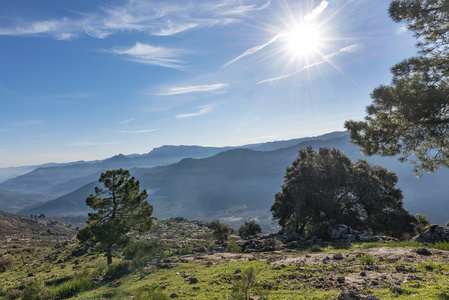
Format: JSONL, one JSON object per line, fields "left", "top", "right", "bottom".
{"left": 360, "top": 271, "right": 366, "bottom": 277}
{"left": 287, "top": 241, "right": 301, "bottom": 249}
{"left": 209, "top": 245, "right": 226, "bottom": 253}
{"left": 395, "top": 264, "right": 407, "bottom": 273}
{"left": 333, "top": 253, "right": 344, "bottom": 260}
{"left": 188, "top": 277, "right": 199, "bottom": 284}
{"left": 337, "top": 276, "right": 345, "bottom": 283}
{"left": 389, "top": 284, "right": 403, "bottom": 294}
{"left": 169, "top": 293, "right": 177, "bottom": 298}
{"left": 192, "top": 286, "right": 200, "bottom": 290}
{"left": 412, "top": 225, "right": 449, "bottom": 244}
{"left": 337, "top": 290, "right": 359, "bottom": 299}
{"left": 195, "top": 246, "right": 207, "bottom": 252}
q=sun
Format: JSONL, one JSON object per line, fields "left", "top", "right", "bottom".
{"left": 281, "top": 24, "right": 322, "bottom": 58}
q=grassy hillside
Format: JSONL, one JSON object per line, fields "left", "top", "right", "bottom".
{"left": 1, "top": 216, "right": 448, "bottom": 299}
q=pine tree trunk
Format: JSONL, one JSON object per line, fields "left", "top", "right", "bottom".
{"left": 107, "top": 245, "right": 112, "bottom": 265}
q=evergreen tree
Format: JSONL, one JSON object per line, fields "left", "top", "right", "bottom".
{"left": 271, "top": 147, "right": 414, "bottom": 238}
{"left": 77, "top": 169, "right": 153, "bottom": 265}
{"left": 345, "top": 0, "right": 449, "bottom": 174}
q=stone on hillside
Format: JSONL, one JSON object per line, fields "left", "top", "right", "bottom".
{"left": 188, "top": 277, "right": 199, "bottom": 284}
{"left": 337, "top": 290, "right": 360, "bottom": 300}
{"left": 327, "top": 224, "right": 395, "bottom": 243}
{"left": 412, "top": 224, "right": 449, "bottom": 244}
{"left": 209, "top": 245, "right": 225, "bottom": 253}
{"left": 333, "top": 253, "right": 344, "bottom": 260}
{"left": 389, "top": 284, "right": 403, "bottom": 294}
{"left": 287, "top": 241, "right": 301, "bottom": 249}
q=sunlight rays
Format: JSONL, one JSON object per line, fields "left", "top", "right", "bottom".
{"left": 224, "top": 0, "right": 361, "bottom": 87}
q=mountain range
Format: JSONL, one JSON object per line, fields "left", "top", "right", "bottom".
{"left": 0, "top": 131, "right": 447, "bottom": 230}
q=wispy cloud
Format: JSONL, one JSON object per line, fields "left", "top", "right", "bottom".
{"left": 110, "top": 42, "right": 183, "bottom": 69}
{"left": 304, "top": 1, "right": 329, "bottom": 22}
{"left": 157, "top": 83, "right": 229, "bottom": 96}
{"left": 116, "top": 119, "right": 134, "bottom": 125}
{"left": 0, "top": 18, "right": 81, "bottom": 40}
{"left": 116, "top": 129, "right": 159, "bottom": 133}
{"left": 175, "top": 103, "right": 217, "bottom": 119}
{"left": 0, "top": 0, "right": 270, "bottom": 40}
{"left": 12, "top": 120, "right": 44, "bottom": 126}
{"left": 224, "top": 1, "right": 328, "bottom": 66}
{"left": 257, "top": 44, "right": 361, "bottom": 84}
{"left": 224, "top": 34, "right": 281, "bottom": 67}
{"left": 69, "top": 141, "right": 125, "bottom": 147}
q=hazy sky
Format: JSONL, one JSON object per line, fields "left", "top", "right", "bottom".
{"left": 0, "top": 0, "right": 416, "bottom": 167}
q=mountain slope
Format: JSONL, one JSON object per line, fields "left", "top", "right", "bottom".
{"left": 18, "top": 133, "right": 449, "bottom": 226}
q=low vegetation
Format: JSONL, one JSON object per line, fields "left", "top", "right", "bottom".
{"left": 1, "top": 215, "right": 449, "bottom": 300}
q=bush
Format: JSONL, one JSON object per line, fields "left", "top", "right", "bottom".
{"left": 209, "top": 220, "right": 231, "bottom": 244}
{"left": 226, "top": 240, "right": 242, "bottom": 253}
{"left": 6, "top": 289, "right": 22, "bottom": 300}
{"left": 123, "top": 238, "right": 165, "bottom": 271}
{"left": 104, "top": 261, "right": 131, "bottom": 280}
{"left": 0, "top": 257, "right": 13, "bottom": 273}
{"left": 22, "top": 280, "right": 50, "bottom": 300}
{"left": 413, "top": 213, "right": 430, "bottom": 234}
{"left": 225, "top": 267, "right": 268, "bottom": 300}
{"left": 238, "top": 219, "right": 262, "bottom": 238}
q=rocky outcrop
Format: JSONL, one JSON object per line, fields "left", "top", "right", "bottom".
{"left": 327, "top": 224, "right": 397, "bottom": 243}
{"left": 412, "top": 224, "right": 449, "bottom": 244}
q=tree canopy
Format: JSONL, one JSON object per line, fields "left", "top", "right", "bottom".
{"left": 345, "top": 0, "right": 449, "bottom": 174}
{"left": 77, "top": 169, "right": 153, "bottom": 265}
{"left": 271, "top": 146, "right": 414, "bottom": 238}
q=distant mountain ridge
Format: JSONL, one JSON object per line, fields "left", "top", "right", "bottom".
{"left": 12, "top": 132, "right": 449, "bottom": 228}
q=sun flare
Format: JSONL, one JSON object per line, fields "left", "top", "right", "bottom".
{"left": 282, "top": 24, "right": 322, "bottom": 57}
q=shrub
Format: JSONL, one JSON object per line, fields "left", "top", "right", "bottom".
{"left": 413, "top": 213, "right": 430, "bottom": 234}
{"left": 104, "top": 261, "right": 131, "bottom": 280}
{"left": 209, "top": 220, "right": 231, "bottom": 244}
{"left": 238, "top": 219, "right": 262, "bottom": 238}
{"left": 225, "top": 267, "right": 268, "bottom": 300}
{"left": 0, "top": 257, "right": 13, "bottom": 273}
{"left": 123, "top": 238, "right": 165, "bottom": 271}
{"left": 6, "top": 289, "right": 22, "bottom": 300}
{"left": 263, "top": 238, "right": 282, "bottom": 250}
{"left": 22, "top": 280, "right": 50, "bottom": 300}
{"left": 310, "top": 244, "right": 322, "bottom": 253}
{"left": 359, "top": 253, "right": 375, "bottom": 266}
{"left": 226, "top": 240, "right": 242, "bottom": 253}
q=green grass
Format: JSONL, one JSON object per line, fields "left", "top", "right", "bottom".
{"left": 359, "top": 253, "right": 375, "bottom": 265}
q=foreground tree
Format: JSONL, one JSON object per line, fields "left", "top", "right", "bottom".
{"left": 77, "top": 169, "right": 153, "bottom": 265}
{"left": 271, "top": 147, "right": 414, "bottom": 238}
{"left": 345, "top": 0, "right": 449, "bottom": 174}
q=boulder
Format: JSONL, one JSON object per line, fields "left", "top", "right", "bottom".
{"left": 412, "top": 225, "right": 449, "bottom": 244}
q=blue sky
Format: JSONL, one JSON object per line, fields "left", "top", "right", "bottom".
{"left": 0, "top": 0, "right": 416, "bottom": 167}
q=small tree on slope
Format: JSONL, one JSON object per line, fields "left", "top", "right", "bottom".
{"left": 77, "top": 169, "right": 153, "bottom": 265}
